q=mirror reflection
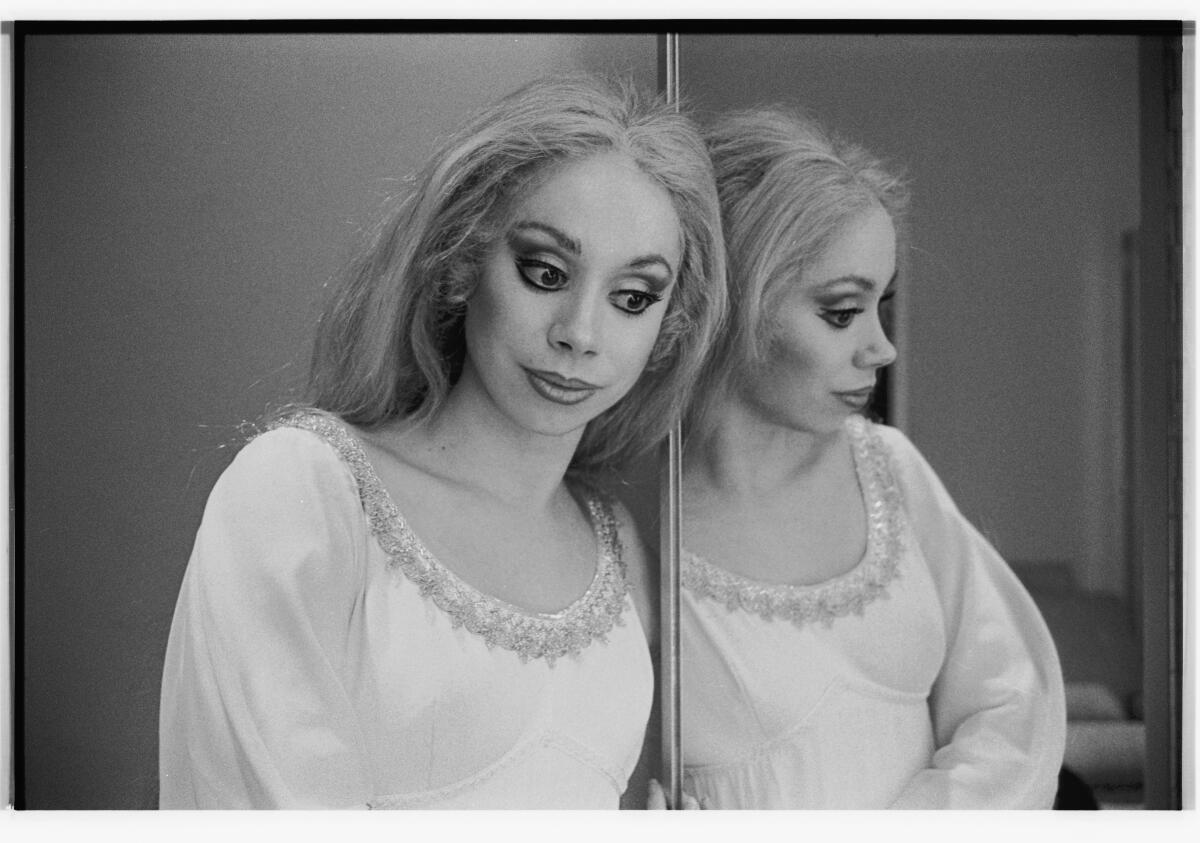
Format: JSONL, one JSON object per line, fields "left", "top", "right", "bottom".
{"left": 672, "top": 33, "right": 1164, "bottom": 810}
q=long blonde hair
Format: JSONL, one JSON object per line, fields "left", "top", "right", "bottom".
{"left": 307, "top": 74, "right": 727, "bottom": 473}
{"left": 687, "top": 107, "right": 909, "bottom": 444}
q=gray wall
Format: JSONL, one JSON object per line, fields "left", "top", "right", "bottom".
{"left": 21, "top": 32, "right": 656, "bottom": 809}
{"left": 680, "top": 34, "right": 1140, "bottom": 595}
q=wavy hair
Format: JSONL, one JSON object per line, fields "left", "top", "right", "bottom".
{"left": 687, "top": 107, "right": 909, "bottom": 444}
{"left": 307, "top": 74, "right": 727, "bottom": 472}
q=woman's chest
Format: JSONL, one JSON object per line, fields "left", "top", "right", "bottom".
{"left": 685, "top": 500, "right": 868, "bottom": 589}
{"left": 682, "top": 542, "right": 946, "bottom": 741}
{"left": 684, "top": 460, "right": 868, "bottom": 587}
{"left": 344, "top": 563, "right": 655, "bottom": 786}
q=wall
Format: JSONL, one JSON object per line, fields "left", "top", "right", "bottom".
{"left": 680, "top": 34, "right": 1141, "bottom": 594}
{"left": 20, "top": 32, "right": 656, "bottom": 809}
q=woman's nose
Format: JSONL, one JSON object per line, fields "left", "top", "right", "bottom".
{"left": 547, "top": 292, "right": 601, "bottom": 356}
{"left": 854, "top": 317, "right": 896, "bottom": 370}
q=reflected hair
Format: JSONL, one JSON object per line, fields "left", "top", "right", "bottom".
{"left": 687, "top": 107, "right": 909, "bottom": 443}
{"left": 307, "top": 74, "right": 726, "bottom": 472}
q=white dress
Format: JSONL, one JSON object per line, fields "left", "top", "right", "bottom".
{"left": 681, "top": 416, "right": 1066, "bottom": 809}
{"left": 160, "top": 410, "right": 653, "bottom": 809}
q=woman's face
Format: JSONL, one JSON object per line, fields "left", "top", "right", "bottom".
{"left": 460, "top": 151, "right": 682, "bottom": 440}
{"left": 742, "top": 202, "right": 897, "bottom": 436}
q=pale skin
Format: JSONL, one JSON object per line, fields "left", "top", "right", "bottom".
{"left": 683, "top": 202, "right": 898, "bottom": 587}
{"left": 355, "top": 150, "right": 679, "bottom": 633}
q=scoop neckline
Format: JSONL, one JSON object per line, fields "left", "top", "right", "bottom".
{"left": 681, "top": 415, "right": 905, "bottom": 625}
{"left": 269, "top": 409, "right": 631, "bottom": 662}
{"left": 352, "top": 429, "right": 610, "bottom": 620}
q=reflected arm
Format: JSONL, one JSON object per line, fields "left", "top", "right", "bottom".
{"left": 880, "top": 427, "right": 1067, "bottom": 809}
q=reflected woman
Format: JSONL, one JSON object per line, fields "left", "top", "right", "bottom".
{"left": 159, "top": 75, "right": 726, "bottom": 809}
{"left": 680, "top": 109, "right": 1066, "bottom": 808}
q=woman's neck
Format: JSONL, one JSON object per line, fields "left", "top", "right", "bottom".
{"left": 380, "top": 371, "right": 584, "bottom": 512}
{"left": 686, "top": 398, "right": 847, "bottom": 501}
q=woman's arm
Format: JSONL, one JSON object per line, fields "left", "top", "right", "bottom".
{"left": 878, "top": 426, "right": 1067, "bottom": 809}
{"left": 159, "top": 427, "right": 373, "bottom": 808}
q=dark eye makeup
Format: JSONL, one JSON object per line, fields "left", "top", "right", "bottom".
{"left": 515, "top": 258, "right": 569, "bottom": 291}
{"left": 610, "top": 289, "right": 663, "bottom": 316}
{"left": 506, "top": 224, "right": 669, "bottom": 317}
{"left": 818, "top": 283, "right": 895, "bottom": 330}
{"left": 511, "top": 254, "right": 666, "bottom": 318}
{"left": 819, "top": 306, "right": 865, "bottom": 329}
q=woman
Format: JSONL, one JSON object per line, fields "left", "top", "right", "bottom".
{"left": 159, "top": 74, "right": 726, "bottom": 809}
{"left": 679, "top": 108, "right": 1065, "bottom": 809}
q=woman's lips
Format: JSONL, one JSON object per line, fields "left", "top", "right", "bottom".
{"left": 834, "top": 387, "right": 874, "bottom": 410}
{"left": 525, "top": 368, "right": 601, "bottom": 406}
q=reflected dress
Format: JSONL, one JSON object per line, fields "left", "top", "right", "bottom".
{"left": 681, "top": 416, "right": 1066, "bottom": 809}
{"left": 160, "top": 410, "right": 653, "bottom": 808}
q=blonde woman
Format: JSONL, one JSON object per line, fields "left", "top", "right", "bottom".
{"left": 159, "top": 75, "right": 726, "bottom": 809}
{"left": 680, "top": 109, "right": 1065, "bottom": 809}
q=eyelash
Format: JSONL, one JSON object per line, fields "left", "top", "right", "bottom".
{"left": 516, "top": 258, "right": 569, "bottom": 291}
{"left": 611, "top": 290, "right": 663, "bottom": 316}
{"left": 515, "top": 258, "right": 663, "bottom": 316}
{"left": 819, "top": 291, "right": 895, "bottom": 330}
{"left": 819, "top": 307, "right": 864, "bottom": 329}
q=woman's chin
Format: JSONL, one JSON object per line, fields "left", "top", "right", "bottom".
{"left": 507, "top": 405, "right": 598, "bottom": 441}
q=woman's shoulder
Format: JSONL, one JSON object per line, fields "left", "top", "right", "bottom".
{"left": 577, "top": 474, "right": 657, "bottom": 645}
{"left": 262, "top": 407, "right": 363, "bottom": 457}
{"left": 847, "top": 416, "right": 966, "bottom": 532}
{"left": 849, "top": 415, "right": 919, "bottom": 460}
{"left": 570, "top": 476, "right": 654, "bottom": 560}
{"left": 566, "top": 476, "right": 625, "bottom": 558}
{"left": 849, "top": 416, "right": 939, "bottom": 489}
{"left": 190, "top": 410, "right": 370, "bottom": 606}
{"left": 214, "top": 408, "right": 365, "bottom": 506}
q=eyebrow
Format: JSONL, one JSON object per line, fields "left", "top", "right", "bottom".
{"left": 509, "top": 220, "right": 676, "bottom": 280}
{"left": 814, "top": 271, "right": 898, "bottom": 293}
{"left": 509, "top": 221, "right": 581, "bottom": 256}
{"left": 628, "top": 254, "right": 676, "bottom": 281}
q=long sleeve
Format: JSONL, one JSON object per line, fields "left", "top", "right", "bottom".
{"left": 159, "top": 428, "right": 373, "bottom": 808}
{"left": 879, "top": 427, "right": 1067, "bottom": 809}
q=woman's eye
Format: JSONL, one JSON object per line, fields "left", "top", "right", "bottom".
{"left": 611, "top": 289, "right": 662, "bottom": 316}
{"left": 515, "top": 259, "right": 568, "bottom": 291}
{"left": 819, "top": 307, "right": 863, "bottom": 329}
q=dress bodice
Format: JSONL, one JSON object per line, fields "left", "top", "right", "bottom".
{"left": 681, "top": 416, "right": 944, "bottom": 808}
{"left": 680, "top": 416, "right": 1066, "bottom": 809}
{"left": 160, "top": 410, "right": 654, "bottom": 809}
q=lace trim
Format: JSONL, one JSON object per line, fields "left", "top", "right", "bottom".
{"left": 267, "top": 410, "right": 630, "bottom": 666}
{"left": 682, "top": 415, "right": 906, "bottom": 627}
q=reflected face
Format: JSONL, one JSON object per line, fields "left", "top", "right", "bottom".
{"left": 743, "top": 202, "right": 898, "bottom": 436}
{"left": 460, "top": 151, "right": 681, "bottom": 439}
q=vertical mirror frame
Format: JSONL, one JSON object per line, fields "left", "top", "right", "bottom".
{"left": 655, "top": 31, "right": 683, "bottom": 811}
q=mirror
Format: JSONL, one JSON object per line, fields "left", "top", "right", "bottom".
{"left": 673, "top": 32, "right": 1182, "bottom": 810}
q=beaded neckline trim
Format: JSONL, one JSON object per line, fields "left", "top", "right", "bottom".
{"left": 682, "top": 415, "right": 906, "bottom": 627}
{"left": 268, "top": 410, "right": 630, "bottom": 665}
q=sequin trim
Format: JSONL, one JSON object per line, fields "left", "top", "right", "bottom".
{"left": 683, "top": 415, "right": 906, "bottom": 626}
{"left": 267, "top": 410, "right": 630, "bottom": 665}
